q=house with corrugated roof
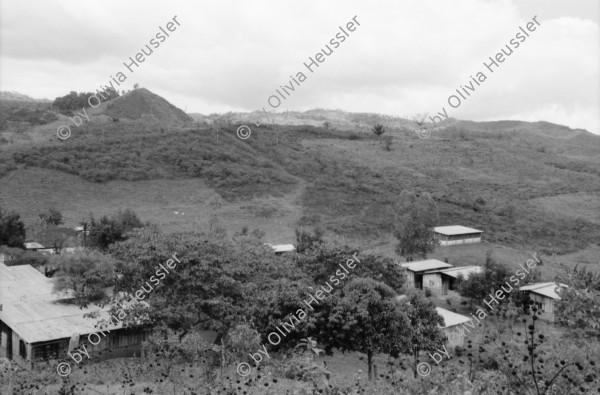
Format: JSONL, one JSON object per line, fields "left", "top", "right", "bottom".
{"left": 395, "top": 297, "right": 470, "bottom": 349}
{"left": 422, "top": 266, "right": 483, "bottom": 296}
{"left": 401, "top": 259, "right": 453, "bottom": 290}
{"left": 519, "top": 282, "right": 568, "bottom": 322}
{"left": 0, "top": 259, "right": 149, "bottom": 368}
{"left": 264, "top": 243, "right": 296, "bottom": 255}
{"left": 434, "top": 225, "right": 483, "bottom": 246}
{"left": 436, "top": 307, "right": 471, "bottom": 348}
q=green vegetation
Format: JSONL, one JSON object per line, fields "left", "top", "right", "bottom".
{"left": 52, "top": 89, "right": 119, "bottom": 114}
{"left": 0, "top": 206, "right": 26, "bottom": 247}
{"left": 393, "top": 190, "right": 439, "bottom": 261}
{"left": 0, "top": 100, "right": 57, "bottom": 131}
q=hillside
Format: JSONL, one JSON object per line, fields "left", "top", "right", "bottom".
{"left": 1, "top": 90, "right": 600, "bottom": 258}
{"left": 95, "top": 88, "right": 193, "bottom": 124}
{"left": 0, "top": 91, "right": 50, "bottom": 102}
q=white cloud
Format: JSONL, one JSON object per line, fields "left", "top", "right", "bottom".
{"left": 0, "top": 0, "right": 597, "bottom": 133}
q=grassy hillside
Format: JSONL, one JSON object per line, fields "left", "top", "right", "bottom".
{"left": 1, "top": 90, "right": 599, "bottom": 256}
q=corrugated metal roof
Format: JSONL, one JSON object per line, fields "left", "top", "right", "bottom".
{"left": 24, "top": 242, "right": 45, "bottom": 249}
{"left": 0, "top": 300, "right": 123, "bottom": 343}
{"left": 436, "top": 307, "right": 471, "bottom": 328}
{"left": 401, "top": 259, "right": 453, "bottom": 272}
{"left": 0, "top": 262, "right": 123, "bottom": 343}
{"left": 264, "top": 243, "right": 296, "bottom": 253}
{"left": 520, "top": 282, "right": 568, "bottom": 300}
{"left": 434, "top": 225, "right": 483, "bottom": 235}
{"left": 439, "top": 266, "right": 482, "bottom": 279}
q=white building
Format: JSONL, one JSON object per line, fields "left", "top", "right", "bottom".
{"left": 436, "top": 307, "right": 471, "bottom": 348}
{"left": 519, "top": 282, "right": 568, "bottom": 322}
{"left": 422, "top": 266, "right": 482, "bottom": 296}
{"left": 264, "top": 243, "right": 296, "bottom": 255}
{"left": 401, "top": 259, "right": 453, "bottom": 290}
{"left": 434, "top": 225, "right": 483, "bottom": 246}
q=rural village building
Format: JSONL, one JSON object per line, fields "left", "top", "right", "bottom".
{"left": 0, "top": 259, "right": 149, "bottom": 368}
{"left": 422, "top": 266, "right": 483, "bottom": 296}
{"left": 401, "top": 259, "right": 453, "bottom": 290}
{"left": 434, "top": 225, "right": 483, "bottom": 246}
{"left": 518, "top": 282, "right": 568, "bottom": 322}
{"left": 436, "top": 307, "right": 470, "bottom": 348}
{"left": 23, "top": 242, "right": 45, "bottom": 251}
{"left": 395, "top": 297, "right": 470, "bottom": 349}
{"left": 264, "top": 243, "right": 296, "bottom": 255}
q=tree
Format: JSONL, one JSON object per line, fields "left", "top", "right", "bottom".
{"left": 372, "top": 124, "right": 385, "bottom": 143}
{"left": 457, "top": 251, "right": 511, "bottom": 302}
{"left": 555, "top": 264, "right": 600, "bottom": 338}
{"left": 296, "top": 245, "right": 406, "bottom": 292}
{"left": 106, "top": 228, "right": 298, "bottom": 343}
{"left": 51, "top": 251, "right": 117, "bottom": 307}
{"left": 318, "top": 278, "right": 411, "bottom": 380}
{"left": 393, "top": 191, "right": 439, "bottom": 261}
{"left": 294, "top": 226, "right": 324, "bottom": 253}
{"left": 0, "top": 207, "right": 26, "bottom": 248}
{"left": 39, "top": 208, "right": 63, "bottom": 226}
{"left": 88, "top": 209, "right": 145, "bottom": 250}
{"left": 397, "top": 290, "right": 445, "bottom": 378}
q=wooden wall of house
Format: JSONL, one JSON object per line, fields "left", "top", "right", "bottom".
{"left": 442, "top": 326, "right": 465, "bottom": 349}
{"left": 423, "top": 273, "right": 443, "bottom": 294}
{"left": 405, "top": 271, "right": 415, "bottom": 288}
{"left": 530, "top": 293, "right": 556, "bottom": 322}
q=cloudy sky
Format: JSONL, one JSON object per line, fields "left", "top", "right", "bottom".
{"left": 1, "top": 0, "right": 598, "bottom": 133}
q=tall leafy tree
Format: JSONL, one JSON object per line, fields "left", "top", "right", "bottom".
{"left": 39, "top": 208, "right": 63, "bottom": 226}
{"left": 107, "top": 228, "right": 300, "bottom": 343}
{"left": 397, "top": 290, "right": 446, "bottom": 378}
{"left": 393, "top": 190, "right": 439, "bottom": 261}
{"left": 88, "top": 208, "right": 146, "bottom": 250}
{"left": 457, "top": 251, "right": 511, "bottom": 302}
{"left": 51, "top": 250, "right": 117, "bottom": 307}
{"left": 296, "top": 244, "right": 406, "bottom": 292}
{"left": 316, "top": 278, "right": 411, "bottom": 380}
{"left": 555, "top": 264, "right": 600, "bottom": 338}
{"left": 0, "top": 207, "right": 26, "bottom": 248}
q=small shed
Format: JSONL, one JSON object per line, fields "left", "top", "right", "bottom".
{"left": 401, "top": 260, "right": 453, "bottom": 290}
{"left": 436, "top": 307, "right": 470, "bottom": 348}
{"left": 519, "top": 282, "right": 568, "bottom": 322}
{"left": 434, "top": 225, "right": 483, "bottom": 246}
{"left": 264, "top": 243, "right": 296, "bottom": 255}
{"left": 422, "top": 266, "right": 482, "bottom": 295}
{"left": 23, "top": 242, "right": 45, "bottom": 251}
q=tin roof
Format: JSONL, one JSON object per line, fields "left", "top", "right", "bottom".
{"left": 401, "top": 259, "right": 453, "bottom": 272}
{"left": 434, "top": 225, "right": 483, "bottom": 236}
{"left": 519, "top": 282, "right": 568, "bottom": 300}
{"left": 0, "top": 262, "right": 124, "bottom": 343}
{"left": 439, "top": 266, "right": 482, "bottom": 279}
{"left": 264, "top": 243, "right": 296, "bottom": 253}
{"left": 436, "top": 307, "right": 471, "bottom": 328}
{"left": 24, "top": 242, "right": 45, "bottom": 249}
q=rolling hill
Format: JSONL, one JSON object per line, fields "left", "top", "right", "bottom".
{"left": 1, "top": 88, "right": 599, "bottom": 263}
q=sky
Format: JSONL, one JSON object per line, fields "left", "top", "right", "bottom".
{"left": 1, "top": 0, "right": 598, "bottom": 134}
